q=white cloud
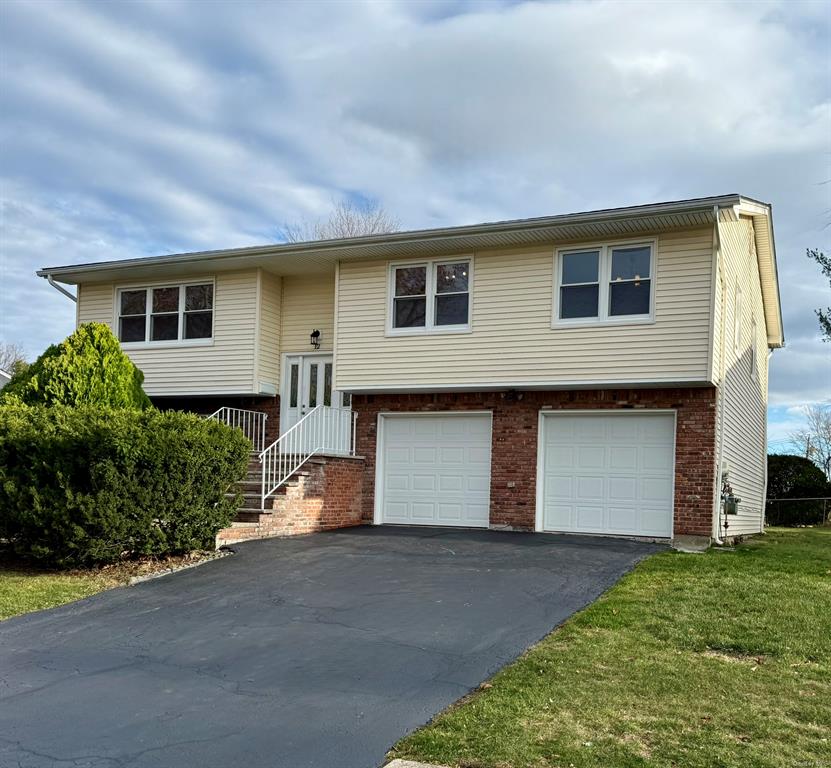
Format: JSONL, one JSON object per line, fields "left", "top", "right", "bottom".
{"left": 0, "top": 0, "right": 828, "bottom": 414}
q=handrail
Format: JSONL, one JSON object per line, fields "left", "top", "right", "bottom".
{"left": 259, "top": 405, "right": 358, "bottom": 508}
{"left": 207, "top": 407, "right": 268, "bottom": 452}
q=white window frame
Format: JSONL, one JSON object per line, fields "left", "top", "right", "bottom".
{"left": 552, "top": 239, "right": 656, "bottom": 328}
{"left": 386, "top": 256, "right": 473, "bottom": 336}
{"left": 115, "top": 278, "right": 215, "bottom": 349}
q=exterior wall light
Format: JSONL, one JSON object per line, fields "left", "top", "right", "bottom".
{"left": 310, "top": 329, "right": 321, "bottom": 349}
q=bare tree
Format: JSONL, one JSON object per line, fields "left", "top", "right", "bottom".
{"left": 0, "top": 342, "right": 27, "bottom": 375}
{"left": 280, "top": 199, "right": 400, "bottom": 243}
{"left": 790, "top": 404, "right": 831, "bottom": 479}
{"left": 807, "top": 248, "right": 830, "bottom": 342}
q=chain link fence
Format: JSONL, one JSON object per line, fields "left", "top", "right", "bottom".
{"left": 765, "top": 497, "right": 831, "bottom": 527}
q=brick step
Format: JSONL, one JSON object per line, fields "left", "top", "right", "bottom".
{"left": 234, "top": 508, "right": 273, "bottom": 523}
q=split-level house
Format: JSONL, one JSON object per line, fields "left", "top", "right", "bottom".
{"left": 38, "top": 194, "right": 783, "bottom": 548}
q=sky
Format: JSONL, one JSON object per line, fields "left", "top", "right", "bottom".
{"left": 0, "top": 0, "right": 829, "bottom": 449}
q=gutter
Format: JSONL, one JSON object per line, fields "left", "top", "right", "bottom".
{"left": 46, "top": 274, "right": 77, "bottom": 302}
{"left": 712, "top": 205, "right": 726, "bottom": 546}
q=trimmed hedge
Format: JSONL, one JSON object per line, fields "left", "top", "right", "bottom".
{"left": 0, "top": 322, "right": 151, "bottom": 409}
{"left": 0, "top": 404, "right": 250, "bottom": 566}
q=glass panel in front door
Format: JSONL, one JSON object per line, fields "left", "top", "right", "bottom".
{"left": 307, "top": 363, "right": 318, "bottom": 408}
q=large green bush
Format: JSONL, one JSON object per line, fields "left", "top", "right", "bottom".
{"left": 0, "top": 404, "right": 250, "bottom": 566}
{"left": 0, "top": 322, "right": 151, "bottom": 409}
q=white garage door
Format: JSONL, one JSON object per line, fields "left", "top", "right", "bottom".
{"left": 540, "top": 412, "right": 675, "bottom": 538}
{"left": 378, "top": 413, "right": 492, "bottom": 527}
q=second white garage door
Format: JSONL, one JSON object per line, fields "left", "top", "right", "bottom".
{"left": 539, "top": 412, "right": 675, "bottom": 538}
{"left": 377, "top": 413, "right": 492, "bottom": 527}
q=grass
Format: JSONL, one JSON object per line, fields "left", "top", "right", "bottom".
{"left": 0, "top": 551, "right": 220, "bottom": 621}
{"left": 392, "top": 528, "right": 831, "bottom": 768}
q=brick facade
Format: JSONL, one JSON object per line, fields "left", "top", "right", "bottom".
{"left": 217, "top": 455, "right": 364, "bottom": 546}
{"left": 352, "top": 387, "right": 717, "bottom": 538}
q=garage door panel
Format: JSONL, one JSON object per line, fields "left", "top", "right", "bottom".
{"left": 386, "top": 474, "right": 410, "bottom": 491}
{"left": 440, "top": 446, "right": 465, "bottom": 463}
{"left": 609, "top": 476, "right": 637, "bottom": 500}
{"left": 576, "top": 475, "right": 604, "bottom": 499}
{"left": 547, "top": 445, "right": 574, "bottom": 470}
{"left": 575, "top": 505, "right": 604, "bottom": 530}
{"left": 541, "top": 413, "right": 674, "bottom": 538}
{"left": 577, "top": 445, "right": 605, "bottom": 468}
{"left": 381, "top": 414, "right": 492, "bottom": 528}
{"left": 411, "top": 474, "right": 436, "bottom": 492}
{"left": 607, "top": 505, "right": 638, "bottom": 532}
{"left": 609, "top": 446, "right": 637, "bottom": 470}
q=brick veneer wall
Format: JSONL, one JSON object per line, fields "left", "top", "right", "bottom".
{"left": 266, "top": 455, "right": 365, "bottom": 535}
{"left": 352, "top": 387, "right": 717, "bottom": 538}
{"left": 151, "top": 395, "right": 281, "bottom": 444}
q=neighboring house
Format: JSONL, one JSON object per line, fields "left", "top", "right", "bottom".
{"left": 0, "top": 368, "right": 10, "bottom": 389}
{"left": 38, "top": 194, "right": 783, "bottom": 547}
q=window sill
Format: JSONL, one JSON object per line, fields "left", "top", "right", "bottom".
{"left": 120, "top": 339, "right": 215, "bottom": 351}
{"left": 550, "top": 316, "right": 655, "bottom": 330}
{"left": 385, "top": 326, "right": 473, "bottom": 338}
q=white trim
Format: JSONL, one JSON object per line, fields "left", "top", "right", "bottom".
{"left": 535, "top": 409, "right": 677, "bottom": 537}
{"left": 552, "top": 237, "right": 657, "bottom": 329}
{"left": 340, "top": 378, "right": 714, "bottom": 394}
{"left": 373, "top": 410, "right": 494, "bottom": 527}
{"left": 385, "top": 255, "right": 473, "bottom": 336}
{"left": 115, "top": 277, "right": 215, "bottom": 348}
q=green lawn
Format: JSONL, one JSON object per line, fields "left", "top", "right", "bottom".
{"left": 0, "top": 566, "right": 120, "bottom": 620}
{"left": 0, "top": 552, "right": 217, "bottom": 621}
{"left": 392, "top": 528, "right": 831, "bottom": 768}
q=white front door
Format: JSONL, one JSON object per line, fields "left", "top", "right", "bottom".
{"left": 376, "top": 413, "right": 492, "bottom": 528}
{"left": 280, "top": 354, "right": 351, "bottom": 434}
{"left": 539, "top": 412, "right": 675, "bottom": 538}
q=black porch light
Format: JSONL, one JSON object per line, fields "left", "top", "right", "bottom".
{"left": 310, "top": 329, "right": 321, "bottom": 349}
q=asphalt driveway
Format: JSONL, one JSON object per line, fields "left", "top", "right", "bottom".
{"left": 0, "top": 526, "right": 662, "bottom": 768}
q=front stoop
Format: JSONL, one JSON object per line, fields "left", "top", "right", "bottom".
{"left": 216, "top": 453, "right": 365, "bottom": 547}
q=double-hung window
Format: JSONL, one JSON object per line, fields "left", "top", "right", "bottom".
{"left": 390, "top": 259, "right": 471, "bottom": 332}
{"left": 117, "top": 281, "right": 214, "bottom": 344}
{"left": 555, "top": 242, "right": 654, "bottom": 324}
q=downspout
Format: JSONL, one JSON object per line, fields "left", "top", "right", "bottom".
{"left": 45, "top": 274, "right": 77, "bottom": 302}
{"left": 712, "top": 206, "right": 726, "bottom": 545}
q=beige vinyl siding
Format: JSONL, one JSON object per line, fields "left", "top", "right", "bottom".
{"left": 256, "top": 270, "right": 281, "bottom": 392}
{"left": 716, "top": 217, "right": 769, "bottom": 535}
{"left": 280, "top": 274, "right": 335, "bottom": 352}
{"left": 335, "top": 227, "right": 714, "bottom": 389}
{"left": 76, "top": 282, "right": 113, "bottom": 324}
{"left": 76, "top": 271, "right": 259, "bottom": 396}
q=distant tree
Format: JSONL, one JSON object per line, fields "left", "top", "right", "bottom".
{"left": 807, "top": 248, "right": 830, "bottom": 342}
{"left": 790, "top": 404, "right": 831, "bottom": 480}
{"left": 0, "top": 341, "right": 27, "bottom": 376}
{"left": 0, "top": 323, "right": 151, "bottom": 409}
{"left": 280, "top": 198, "right": 400, "bottom": 243}
{"left": 766, "top": 453, "right": 831, "bottom": 526}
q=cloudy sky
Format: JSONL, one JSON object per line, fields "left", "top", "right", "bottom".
{"left": 0, "top": 0, "right": 828, "bottom": 446}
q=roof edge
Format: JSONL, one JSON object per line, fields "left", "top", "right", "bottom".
{"left": 37, "top": 194, "right": 745, "bottom": 280}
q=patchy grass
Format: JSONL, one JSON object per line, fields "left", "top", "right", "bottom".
{"left": 392, "top": 528, "right": 831, "bottom": 768}
{"left": 0, "top": 551, "right": 221, "bottom": 620}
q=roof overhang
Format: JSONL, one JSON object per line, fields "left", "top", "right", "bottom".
{"left": 36, "top": 193, "right": 783, "bottom": 346}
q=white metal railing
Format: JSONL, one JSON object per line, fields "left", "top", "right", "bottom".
{"left": 207, "top": 407, "right": 268, "bottom": 452}
{"left": 260, "top": 405, "right": 357, "bottom": 508}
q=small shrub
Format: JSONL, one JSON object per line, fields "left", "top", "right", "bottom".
{"left": 0, "top": 323, "right": 151, "bottom": 409}
{"left": 0, "top": 404, "right": 250, "bottom": 566}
